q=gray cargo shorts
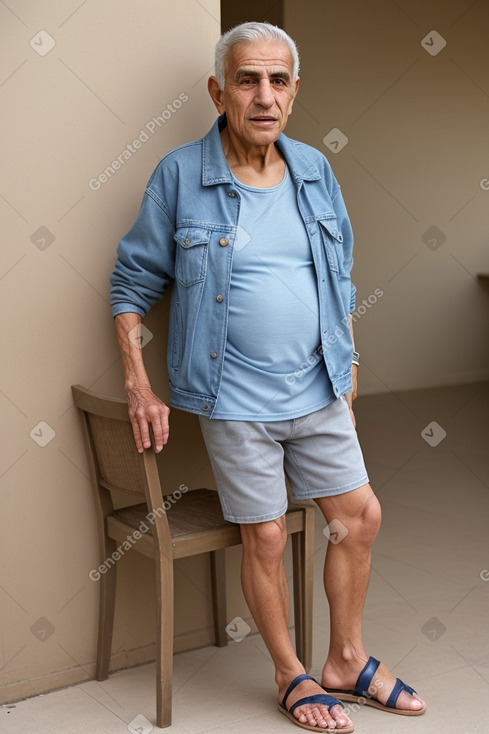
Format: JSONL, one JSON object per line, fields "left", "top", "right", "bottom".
{"left": 199, "top": 396, "right": 369, "bottom": 524}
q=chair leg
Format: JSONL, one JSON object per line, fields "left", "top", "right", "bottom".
{"left": 155, "top": 549, "right": 174, "bottom": 728}
{"left": 210, "top": 549, "right": 228, "bottom": 647}
{"left": 95, "top": 539, "right": 117, "bottom": 681}
{"left": 291, "top": 507, "right": 315, "bottom": 672}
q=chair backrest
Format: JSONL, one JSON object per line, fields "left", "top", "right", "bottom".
{"left": 71, "top": 385, "right": 172, "bottom": 552}
{"left": 72, "top": 384, "right": 150, "bottom": 497}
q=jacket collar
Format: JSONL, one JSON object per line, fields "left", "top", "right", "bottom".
{"left": 202, "top": 115, "right": 321, "bottom": 186}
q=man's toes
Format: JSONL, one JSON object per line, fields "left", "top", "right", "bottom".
{"left": 330, "top": 703, "right": 351, "bottom": 726}
{"left": 408, "top": 695, "right": 425, "bottom": 711}
{"left": 296, "top": 703, "right": 353, "bottom": 729}
{"left": 397, "top": 689, "right": 426, "bottom": 712}
{"left": 296, "top": 704, "right": 334, "bottom": 729}
{"left": 310, "top": 706, "right": 335, "bottom": 729}
{"left": 316, "top": 705, "right": 336, "bottom": 728}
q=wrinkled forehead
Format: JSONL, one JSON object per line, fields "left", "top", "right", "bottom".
{"left": 224, "top": 40, "right": 294, "bottom": 80}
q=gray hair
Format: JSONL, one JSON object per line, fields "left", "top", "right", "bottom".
{"left": 215, "top": 21, "right": 300, "bottom": 89}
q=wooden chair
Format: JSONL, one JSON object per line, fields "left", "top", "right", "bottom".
{"left": 72, "top": 384, "right": 315, "bottom": 728}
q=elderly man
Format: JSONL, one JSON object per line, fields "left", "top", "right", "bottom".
{"left": 110, "top": 21, "right": 426, "bottom": 732}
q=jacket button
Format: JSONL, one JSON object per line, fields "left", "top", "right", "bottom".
{"left": 210, "top": 351, "right": 218, "bottom": 359}
{"left": 184, "top": 238, "right": 190, "bottom": 244}
{"left": 216, "top": 294, "right": 223, "bottom": 302}
{"left": 202, "top": 404, "right": 210, "bottom": 411}
{"left": 228, "top": 191, "right": 236, "bottom": 197}
{"left": 219, "top": 237, "right": 228, "bottom": 247}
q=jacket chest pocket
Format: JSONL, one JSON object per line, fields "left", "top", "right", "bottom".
{"left": 174, "top": 227, "right": 210, "bottom": 286}
{"left": 318, "top": 217, "right": 343, "bottom": 273}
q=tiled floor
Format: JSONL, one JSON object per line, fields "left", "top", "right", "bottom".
{"left": 2, "top": 383, "right": 488, "bottom": 733}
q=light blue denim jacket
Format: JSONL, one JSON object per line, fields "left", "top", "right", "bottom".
{"left": 110, "top": 115, "right": 356, "bottom": 417}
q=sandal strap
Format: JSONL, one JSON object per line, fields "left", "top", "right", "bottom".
{"left": 355, "top": 656, "right": 381, "bottom": 697}
{"left": 282, "top": 674, "right": 345, "bottom": 713}
{"left": 386, "top": 678, "right": 417, "bottom": 709}
{"left": 282, "top": 674, "right": 317, "bottom": 708}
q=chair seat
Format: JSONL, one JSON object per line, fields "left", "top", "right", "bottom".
{"left": 109, "top": 488, "right": 244, "bottom": 558}
{"left": 113, "top": 488, "right": 230, "bottom": 534}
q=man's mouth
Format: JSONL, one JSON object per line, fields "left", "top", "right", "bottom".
{"left": 250, "top": 116, "right": 277, "bottom": 123}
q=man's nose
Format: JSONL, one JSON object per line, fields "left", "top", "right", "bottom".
{"left": 254, "top": 79, "right": 274, "bottom": 107}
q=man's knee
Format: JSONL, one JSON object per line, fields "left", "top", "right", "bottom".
{"left": 240, "top": 516, "right": 288, "bottom": 562}
{"left": 341, "top": 490, "right": 382, "bottom": 549}
{"left": 360, "top": 492, "right": 382, "bottom": 544}
{"left": 318, "top": 485, "right": 382, "bottom": 547}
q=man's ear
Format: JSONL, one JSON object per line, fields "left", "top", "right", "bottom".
{"left": 287, "top": 77, "right": 300, "bottom": 117}
{"left": 208, "top": 76, "right": 225, "bottom": 114}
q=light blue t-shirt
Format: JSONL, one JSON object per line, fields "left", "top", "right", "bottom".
{"left": 213, "top": 166, "right": 336, "bottom": 421}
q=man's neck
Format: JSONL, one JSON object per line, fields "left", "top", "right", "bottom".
{"left": 220, "top": 128, "right": 285, "bottom": 188}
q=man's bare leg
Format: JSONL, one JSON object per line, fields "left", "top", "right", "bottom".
{"left": 316, "top": 484, "right": 426, "bottom": 713}
{"left": 240, "top": 517, "right": 352, "bottom": 730}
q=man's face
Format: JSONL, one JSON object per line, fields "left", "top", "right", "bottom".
{"left": 210, "top": 40, "right": 299, "bottom": 150}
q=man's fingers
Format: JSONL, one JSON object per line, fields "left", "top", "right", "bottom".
{"left": 127, "top": 388, "right": 170, "bottom": 453}
{"left": 351, "top": 364, "right": 358, "bottom": 402}
{"left": 159, "top": 414, "right": 170, "bottom": 450}
{"left": 344, "top": 392, "right": 356, "bottom": 428}
{"left": 349, "top": 406, "right": 357, "bottom": 428}
{"left": 130, "top": 417, "right": 145, "bottom": 454}
{"left": 138, "top": 418, "right": 154, "bottom": 450}
{"left": 133, "top": 408, "right": 170, "bottom": 453}
{"left": 145, "top": 403, "right": 170, "bottom": 453}
{"left": 150, "top": 418, "right": 166, "bottom": 453}
{"left": 131, "top": 415, "right": 164, "bottom": 453}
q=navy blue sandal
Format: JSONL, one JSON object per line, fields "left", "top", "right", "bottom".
{"left": 279, "top": 673, "right": 355, "bottom": 732}
{"left": 325, "top": 657, "right": 426, "bottom": 716}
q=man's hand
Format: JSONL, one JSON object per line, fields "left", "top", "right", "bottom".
{"left": 114, "top": 313, "right": 170, "bottom": 453}
{"left": 345, "top": 363, "right": 358, "bottom": 427}
{"left": 127, "top": 385, "right": 170, "bottom": 453}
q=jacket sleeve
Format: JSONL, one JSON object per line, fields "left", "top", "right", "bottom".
{"left": 332, "top": 184, "right": 356, "bottom": 314}
{"left": 110, "top": 188, "right": 175, "bottom": 318}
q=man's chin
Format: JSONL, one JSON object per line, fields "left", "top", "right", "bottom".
{"left": 246, "top": 126, "right": 283, "bottom": 146}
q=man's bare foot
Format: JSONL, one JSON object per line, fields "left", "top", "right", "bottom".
{"left": 279, "top": 674, "right": 354, "bottom": 730}
{"left": 321, "top": 655, "right": 426, "bottom": 714}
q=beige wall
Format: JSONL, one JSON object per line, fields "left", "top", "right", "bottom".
{"left": 284, "top": 0, "right": 489, "bottom": 394}
{"left": 0, "top": 0, "right": 238, "bottom": 703}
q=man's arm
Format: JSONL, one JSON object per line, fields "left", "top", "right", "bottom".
{"left": 345, "top": 314, "right": 358, "bottom": 426}
{"left": 115, "top": 312, "right": 170, "bottom": 453}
